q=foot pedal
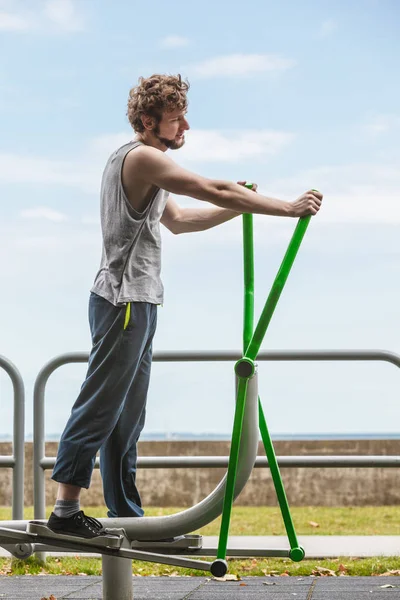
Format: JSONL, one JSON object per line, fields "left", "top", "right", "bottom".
{"left": 26, "top": 521, "right": 123, "bottom": 550}
{"left": 131, "top": 534, "right": 202, "bottom": 552}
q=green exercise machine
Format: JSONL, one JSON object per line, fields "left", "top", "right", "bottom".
{"left": 211, "top": 185, "right": 316, "bottom": 577}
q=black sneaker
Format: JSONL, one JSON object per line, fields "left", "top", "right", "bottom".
{"left": 47, "top": 510, "right": 110, "bottom": 539}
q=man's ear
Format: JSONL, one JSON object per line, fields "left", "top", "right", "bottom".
{"left": 141, "top": 114, "right": 155, "bottom": 131}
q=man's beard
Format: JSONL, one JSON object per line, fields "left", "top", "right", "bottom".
{"left": 154, "top": 125, "right": 185, "bottom": 150}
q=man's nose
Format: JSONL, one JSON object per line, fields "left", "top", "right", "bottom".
{"left": 183, "top": 118, "right": 190, "bottom": 130}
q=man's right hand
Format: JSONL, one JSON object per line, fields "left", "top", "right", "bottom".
{"left": 289, "top": 190, "right": 323, "bottom": 217}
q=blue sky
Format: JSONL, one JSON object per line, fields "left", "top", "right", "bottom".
{"left": 0, "top": 0, "right": 399, "bottom": 439}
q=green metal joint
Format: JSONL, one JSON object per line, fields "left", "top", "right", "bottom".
{"left": 289, "top": 546, "right": 305, "bottom": 562}
{"left": 234, "top": 358, "right": 256, "bottom": 379}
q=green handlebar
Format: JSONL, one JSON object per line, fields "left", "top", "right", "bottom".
{"left": 242, "top": 184, "right": 317, "bottom": 358}
{"left": 242, "top": 182, "right": 255, "bottom": 352}
{"left": 245, "top": 215, "right": 310, "bottom": 359}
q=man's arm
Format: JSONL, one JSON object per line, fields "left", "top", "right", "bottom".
{"left": 161, "top": 196, "right": 240, "bottom": 234}
{"left": 127, "top": 144, "right": 322, "bottom": 217}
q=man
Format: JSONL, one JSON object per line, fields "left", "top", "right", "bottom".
{"left": 47, "top": 74, "right": 322, "bottom": 539}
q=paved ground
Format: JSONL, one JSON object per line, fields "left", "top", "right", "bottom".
{"left": 2, "top": 575, "right": 400, "bottom": 599}
{"left": 2, "top": 537, "right": 400, "bottom": 598}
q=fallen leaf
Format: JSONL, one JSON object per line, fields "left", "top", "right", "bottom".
{"left": 213, "top": 574, "right": 239, "bottom": 581}
{"left": 380, "top": 584, "right": 395, "bottom": 588}
{"left": 239, "top": 583, "right": 247, "bottom": 586}
{"left": 312, "top": 566, "right": 337, "bottom": 577}
{"left": 308, "top": 521, "right": 320, "bottom": 528}
{"left": 263, "top": 582, "right": 277, "bottom": 586}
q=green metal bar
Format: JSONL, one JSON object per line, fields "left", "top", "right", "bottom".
{"left": 245, "top": 216, "right": 311, "bottom": 361}
{"left": 216, "top": 190, "right": 255, "bottom": 563}
{"left": 241, "top": 195, "right": 311, "bottom": 558}
{"left": 216, "top": 183, "right": 255, "bottom": 563}
{"left": 242, "top": 213, "right": 254, "bottom": 353}
{"left": 216, "top": 187, "right": 313, "bottom": 564}
{"left": 258, "top": 398, "right": 300, "bottom": 550}
{"left": 217, "top": 377, "right": 249, "bottom": 559}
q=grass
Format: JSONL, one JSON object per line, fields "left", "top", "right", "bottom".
{"left": 1, "top": 506, "right": 400, "bottom": 577}
{"left": 2, "top": 555, "right": 400, "bottom": 578}
{"left": 2, "top": 505, "right": 399, "bottom": 536}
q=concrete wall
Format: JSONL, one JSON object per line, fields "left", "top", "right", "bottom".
{"left": 1, "top": 440, "right": 400, "bottom": 508}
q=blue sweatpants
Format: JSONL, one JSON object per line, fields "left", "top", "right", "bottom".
{"left": 51, "top": 292, "right": 157, "bottom": 518}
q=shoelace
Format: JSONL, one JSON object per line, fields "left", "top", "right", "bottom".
{"left": 77, "top": 511, "right": 104, "bottom": 532}
{"left": 83, "top": 514, "right": 104, "bottom": 531}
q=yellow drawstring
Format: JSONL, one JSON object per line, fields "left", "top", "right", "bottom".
{"left": 123, "top": 302, "right": 131, "bottom": 330}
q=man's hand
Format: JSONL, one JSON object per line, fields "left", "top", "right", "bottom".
{"left": 237, "top": 181, "right": 258, "bottom": 193}
{"left": 289, "top": 189, "right": 323, "bottom": 217}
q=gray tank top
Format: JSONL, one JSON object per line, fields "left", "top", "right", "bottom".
{"left": 91, "top": 140, "right": 169, "bottom": 306}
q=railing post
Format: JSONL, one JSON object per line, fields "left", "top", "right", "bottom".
{"left": 30, "top": 349, "right": 400, "bottom": 564}
{"left": 0, "top": 355, "right": 25, "bottom": 521}
{"left": 33, "top": 353, "right": 89, "bottom": 562}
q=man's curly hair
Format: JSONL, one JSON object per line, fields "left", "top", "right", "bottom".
{"left": 127, "top": 74, "right": 190, "bottom": 133}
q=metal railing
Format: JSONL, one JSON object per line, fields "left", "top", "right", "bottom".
{"left": 0, "top": 355, "right": 25, "bottom": 520}
{"left": 32, "top": 348, "right": 400, "bottom": 522}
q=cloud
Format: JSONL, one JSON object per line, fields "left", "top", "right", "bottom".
{"left": 0, "top": 10, "right": 32, "bottom": 31}
{"left": 160, "top": 35, "right": 190, "bottom": 48}
{"left": 362, "top": 113, "right": 400, "bottom": 136}
{"left": 43, "top": 0, "right": 84, "bottom": 32}
{"left": 0, "top": 0, "right": 84, "bottom": 33}
{"left": 260, "top": 162, "right": 400, "bottom": 224}
{"left": 20, "top": 206, "right": 69, "bottom": 222}
{"left": 0, "top": 128, "right": 294, "bottom": 193}
{"left": 317, "top": 19, "right": 338, "bottom": 39}
{"left": 2, "top": 136, "right": 400, "bottom": 225}
{"left": 186, "top": 53, "right": 296, "bottom": 78}
{"left": 0, "top": 153, "right": 87, "bottom": 186}
{"left": 178, "top": 129, "right": 295, "bottom": 163}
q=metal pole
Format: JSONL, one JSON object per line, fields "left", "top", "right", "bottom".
{"left": 242, "top": 212, "right": 254, "bottom": 352}
{"left": 33, "top": 366, "right": 47, "bottom": 564}
{"left": 241, "top": 209, "right": 308, "bottom": 560}
{"left": 216, "top": 375, "right": 250, "bottom": 560}
{"left": 33, "top": 354, "right": 88, "bottom": 563}
{"left": 0, "top": 356, "right": 25, "bottom": 521}
{"left": 32, "top": 353, "right": 259, "bottom": 541}
{"left": 245, "top": 216, "right": 311, "bottom": 361}
{"left": 258, "top": 399, "right": 303, "bottom": 560}
{"left": 37, "top": 454, "right": 400, "bottom": 469}
{"left": 102, "top": 555, "right": 133, "bottom": 600}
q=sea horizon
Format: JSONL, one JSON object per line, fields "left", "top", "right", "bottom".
{"left": 2, "top": 432, "right": 400, "bottom": 442}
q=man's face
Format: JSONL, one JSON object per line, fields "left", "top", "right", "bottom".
{"left": 154, "top": 107, "right": 190, "bottom": 150}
